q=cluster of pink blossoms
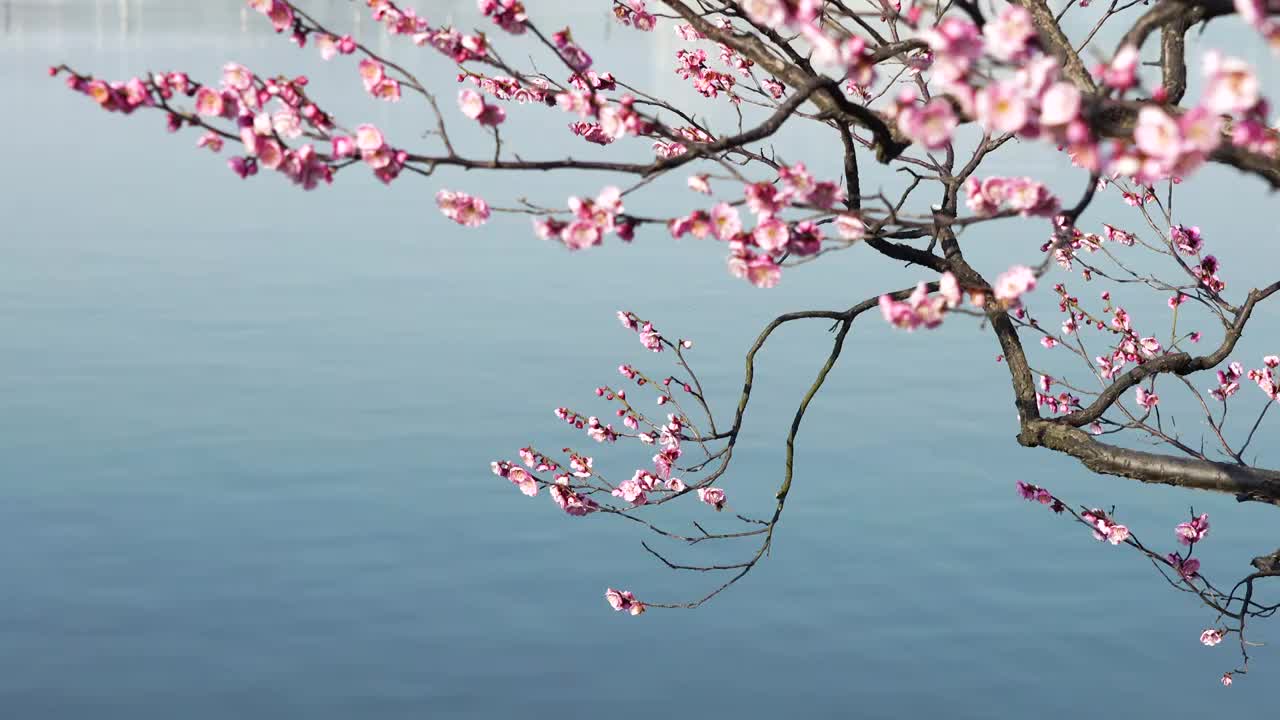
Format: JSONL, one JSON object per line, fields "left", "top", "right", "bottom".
{"left": 1176, "top": 513, "right": 1211, "bottom": 544}
{"left": 612, "top": 468, "right": 688, "bottom": 505}
{"left": 74, "top": 72, "right": 156, "bottom": 116}
{"left": 617, "top": 311, "right": 680, "bottom": 354}
{"left": 357, "top": 59, "right": 401, "bottom": 102}
{"left": 1212, "top": 361, "right": 1247, "bottom": 400}
{"left": 550, "top": 480, "right": 600, "bottom": 516}
{"left": 880, "top": 273, "right": 963, "bottom": 330}
{"left": 1037, "top": 375, "right": 1082, "bottom": 415}
{"left": 457, "top": 88, "right": 506, "bottom": 126}
{"left": 1015, "top": 481, "right": 1059, "bottom": 507}
{"left": 359, "top": 1, "right": 490, "bottom": 62}
{"left": 315, "top": 33, "right": 357, "bottom": 60}
{"left": 650, "top": 126, "right": 713, "bottom": 159}
{"left": 533, "top": 187, "right": 631, "bottom": 251}
{"left": 891, "top": 88, "right": 958, "bottom": 151}
{"left": 1081, "top": 508, "right": 1131, "bottom": 545}
{"left": 667, "top": 164, "right": 854, "bottom": 288}
{"left": 552, "top": 68, "right": 652, "bottom": 146}
{"left": 561, "top": 93, "right": 650, "bottom": 146}
{"left": 466, "top": 74, "right": 549, "bottom": 104}
{"left": 1085, "top": 303, "right": 1166, "bottom": 381}
{"left": 964, "top": 176, "right": 1061, "bottom": 218}
{"left": 916, "top": 10, "right": 1095, "bottom": 163}
{"left": 550, "top": 28, "right": 593, "bottom": 72}
{"left": 697, "top": 487, "right": 727, "bottom": 511}
{"left": 1191, "top": 254, "right": 1227, "bottom": 294}
{"left": 1042, "top": 222, "right": 1147, "bottom": 272}
{"left": 1135, "top": 386, "right": 1160, "bottom": 411}
{"left": 488, "top": 315, "right": 716, "bottom": 546}
{"left": 993, "top": 265, "right": 1037, "bottom": 304}
{"left": 366, "top": 0, "right": 429, "bottom": 35}
{"left": 740, "top": 0, "right": 820, "bottom": 28}
{"left": 612, "top": 1, "right": 656, "bottom": 31}
{"left": 674, "top": 48, "right": 738, "bottom": 100}
{"left": 982, "top": 22, "right": 1093, "bottom": 155}
{"left": 478, "top": 0, "right": 528, "bottom": 35}
{"left": 64, "top": 57, "right": 350, "bottom": 190}
{"left": 1110, "top": 51, "right": 1273, "bottom": 182}
{"left": 879, "top": 265, "right": 1036, "bottom": 331}
{"left": 246, "top": 0, "right": 295, "bottom": 35}
{"left": 1168, "top": 553, "right": 1201, "bottom": 581}
{"left": 1248, "top": 355, "right": 1280, "bottom": 400}
{"left": 805, "top": 30, "right": 878, "bottom": 92}
{"left": 491, "top": 460, "right": 539, "bottom": 497}
{"left": 435, "top": 190, "right": 491, "bottom": 227}
{"left": 719, "top": 2, "right": 882, "bottom": 93}
{"left": 605, "top": 588, "right": 645, "bottom": 615}
{"left": 1202, "top": 356, "right": 1280, "bottom": 404}
{"left": 332, "top": 123, "right": 407, "bottom": 184}
{"left": 205, "top": 63, "right": 338, "bottom": 188}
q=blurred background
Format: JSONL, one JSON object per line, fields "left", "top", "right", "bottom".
{"left": 1, "top": 1, "right": 1277, "bottom": 717}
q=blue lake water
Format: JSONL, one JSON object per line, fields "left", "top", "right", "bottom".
{"left": 2, "top": 1, "right": 1277, "bottom": 716}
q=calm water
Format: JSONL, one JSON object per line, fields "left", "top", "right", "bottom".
{"left": 2, "top": 2, "right": 1277, "bottom": 717}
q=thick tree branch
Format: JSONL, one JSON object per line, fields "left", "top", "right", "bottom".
{"left": 1019, "top": 420, "right": 1280, "bottom": 503}
{"left": 1010, "top": 0, "right": 1098, "bottom": 92}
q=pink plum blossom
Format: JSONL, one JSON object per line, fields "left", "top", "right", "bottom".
{"left": 922, "top": 17, "right": 983, "bottom": 81}
{"left": 1168, "top": 553, "right": 1201, "bottom": 580}
{"left": 1176, "top": 513, "right": 1210, "bottom": 544}
{"left": 194, "top": 87, "right": 224, "bottom": 116}
{"left": 897, "top": 97, "right": 958, "bottom": 150}
{"left": 1200, "top": 628, "right": 1225, "bottom": 646}
{"left": 1134, "top": 107, "right": 1182, "bottom": 162}
{"left": 1202, "top": 51, "right": 1260, "bottom": 114}
{"left": 983, "top": 6, "right": 1035, "bottom": 62}
{"left": 687, "top": 174, "right": 711, "bottom": 194}
{"left": 1170, "top": 224, "right": 1204, "bottom": 254}
{"left": 436, "top": 189, "right": 491, "bottom": 227}
{"left": 1039, "top": 82, "right": 1082, "bottom": 127}
{"left": 697, "top": 487, "right": 727, "bottom": 510}
{"left": 965, "top": 177, "right": 1059, "bottom": 217}
{"left": 1099, "top": 46, "right": 1139, "bottom": 90}
{"left": 753, "top": 217, "right": 790, "bottom": 253}
{"left": 612, "top": 479, "right": 648, "bottom": 505}
{"left": 993, "top": 265, "right": 1037, "bottom": 304}
{"left": 551, "top": 482, "right": 598, "bottom": 516}
{"left": 604, "top": 587, "right": 645, "bottom": 615}
{"left": 879, "top": 279, "right": 959, "bottom": 331}
{"left": 732, "top": 254, "right": 781, "bottom": 288}
{"left": 1016, "top": 481, "right": 1054, "bottom": 505}
{"left": 458, "top": 88, "right": 506, "bottom": 125}
{"left": 507, "top": 467, "right": 538, "bottom": 496}
{"left": 1082, "top": 509, "right": 1130, "bottom": 545}
{"left": 710, "top": 203, "right": 742, "bottom": 240}
{"left": 1136, "top": 386, "right": 1160, "bottom": 410}
{"left": 354, "top": 124, "right": 385, "bottom": 152}
{"left": 835, "top": 213, "right": 867, "bottom": 241}
{"left": 196, "top": 132, "right": 223, "bottom": 152}
{"left": 976, "top": 80, "right": 1030, "bottom": 134}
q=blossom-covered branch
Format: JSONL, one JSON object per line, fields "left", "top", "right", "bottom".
{"left": 64, "top": 0, "right": 1280, "bottom": 685}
